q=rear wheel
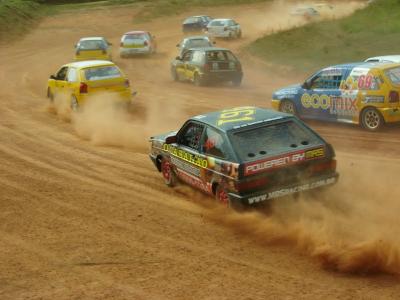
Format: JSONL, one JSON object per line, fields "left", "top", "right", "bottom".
{"left": 279, "top": 100, "right": 296, "bottom": 115}
{"left": 193, "top": 73, "right": 204, "bottom": 86}
{"left": 70, "top": 96, "right": 79, "bottom": 112}
{"left": 161, "top": 157, "right": 176, "bottom": 187}
{"left": 47, "top": 88, "right": 54, "bottom": 102}
{"left": 171, "top": 68, "right": 179, "bottom": 82}
{"left": 215, "top": 185, "right": 231, "bottom": 208}
{"left": 361, "top": 107, "right": 384, "bottom": 131}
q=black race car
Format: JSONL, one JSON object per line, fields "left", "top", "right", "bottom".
{"left": 171, "top": 47, "right": 243, "bottom": 86}
{"left": 149, "top": 107, "right": 338, "bottom": 208}
{"left": 182, "top": 15, "right": 212, "bottom": 33}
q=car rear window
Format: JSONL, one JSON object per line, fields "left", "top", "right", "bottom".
{"left": 229, "top": 120, "right": 323, "bottom": 162}
{"left": 209, "top": 20, "right": 226, "bottom": 26}
{"left": 123, "top": 34, "right": 147, "bottom": 42}
{"left": 385, "top": 67, "right": 400, "bottom": 85}
{"left": 84, "top": 66, "right": 122, "bottom": 81}
{"left": 186, "top": 39, "right": 211, "bottom": 48}
{"left": 206, "top": 50, "right": 236, "bottom": 62}
{"left": 78, "top": 40, "right": 106, "bottom": 50}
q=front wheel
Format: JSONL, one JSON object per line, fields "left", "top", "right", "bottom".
{"left": 361, "top": 107, "right": 384, "bottom": 131}
{"left": 70, "top": 96, "right": 79, "bottom": 112}
{"left": 161, "top": 157, "right": 176, "bottom": 187}
{"left": 47, "top": 88, "right": 54, "bottom": 102}
{"left": 279, "top": 100, "right": 296, "bottom": 115}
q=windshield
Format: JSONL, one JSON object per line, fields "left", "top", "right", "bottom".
{"left": 229, "top": 120, "right": 323, "bottom": 162}
{"left": 123, "top": 34, "right": 147, "bottom": 43}
{"left": 385, "top": 67, "right": 400, "bottom": 85}
{"left": 84, "top": 66, "right": 122, "bottom": 81}
{"left": 78, "top": 40, "right": 106, "bottom": 50}
{"left": 185, "top": 39, "right": 211, "bottom": 48}
{"left": 206, "top": 50, "right": 237, "bottom": 62}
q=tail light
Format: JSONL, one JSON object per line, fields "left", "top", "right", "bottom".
{"left": 203, "top": 63, "right": 210, "bottom": 72}
{"left": 144, "top": 40, "right": 148, "bottom": 46}
{"left": 311, "top": 159, "right": 336, "bottom": 174}
{"left": 389, "top": 90, "right": 399, "bottom": 103}
{"left": 124, "top": 79, "right": 130, "bottom": 88}
{"left": 235, "top": 177, "right": 268, "bottom": 192}
{"left": 224, "top": 26, "right": 228, "bottom": 31}
{"left": 79, "top": 82, "right": 88, "bottom": 94}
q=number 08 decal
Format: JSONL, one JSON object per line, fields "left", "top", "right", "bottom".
{"left": 217, "top": 107, "right": 256, "bottom": 126}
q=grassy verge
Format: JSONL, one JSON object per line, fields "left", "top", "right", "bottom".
{"left": 246, "top": 0, "right": 400, "bottom": 73}
{"left": 0, "top": 0, "right": 41, "bottom": 40}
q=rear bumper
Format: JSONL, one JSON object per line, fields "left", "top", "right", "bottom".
{"left": 379, "top": 107, "right": 400, "bottom": 123}
{"left": 203, "top": 71, "right": 242, "bottom": 82}
{"left": 77, "top": 89, "right": 132, "bottom": 104}
{"left": 229, "top": 173, "right": 339, "bottom": 205}
{"left": 120, "top": 47, "right": 151, "bottom": 55}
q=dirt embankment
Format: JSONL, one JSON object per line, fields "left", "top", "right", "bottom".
{"left": 1, "top": 1, "right": 400, "bottom": 299}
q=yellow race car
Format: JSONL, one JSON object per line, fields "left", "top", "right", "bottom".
{"left": 47, "top": 60, "right": 133, "bottom": 111}
{"left": 74, "top": 37, "right": 112, "bottom": 61}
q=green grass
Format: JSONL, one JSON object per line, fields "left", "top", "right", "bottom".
{"left": 0, "top": 0, "right": 41, "bottom": 40}
{"left": 246, "top": 0, "right": 400, "bottom": 73}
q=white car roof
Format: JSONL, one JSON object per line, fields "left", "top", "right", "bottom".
{"left": 67, "top": 60, "right": 114, "bottom": 69}
{"left": 79, "top": 37, "right": 105, "bottom": 41}
{"left": 365, "top": 55, "right": 400, "bottom": 63}
{"left": 210, "top": 18, "right": 232, "bottom": 22}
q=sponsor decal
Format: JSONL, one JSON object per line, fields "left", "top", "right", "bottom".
{"left": 245, "top": 148, "right": 325, "bottom": 176}
{"left": 163, "top": 144, "right": 208, "bottom": 168}
{"left": 248, "top": 177, "right": 336, "bottom": 204}
{"left": 171, "top": 156, "right": 200, "bottom": 177}
{"left": 301, "top": 93, "right": 358, "bottom": 117}
{"left": 217, "top": 107, "right": 256, "bottom": 126}
{"left": 176, "top": 169, "right": 212, "bottom": 194}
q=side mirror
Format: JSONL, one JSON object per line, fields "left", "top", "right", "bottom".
{"left": 176, "top": 43, "right": 180, "bottom": 47}
{"left": 175, "top": 56, "right": 182, "bottom": 60}
{"left": 165, "top": 135, "right": 177, "bottom": 144}
{"left": 212, "top": 41, "right": 216, "bottom": 44}
{"left": 50, "top": 75, "right": 56, "bottom": 80}
{"left": 302, "top": 80, "right": 310, "bottom": 89}
{"left": 108, "top": 42, "right": 113, "bottom": 46}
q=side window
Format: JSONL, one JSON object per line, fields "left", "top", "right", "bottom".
{"left": 66, "top": 68, "right": 78, "bottom": 82}
{"left": 178, "top": 122, "right": 204, "bottom": 151}
{"left": 182, "top": 51, "right": 192, "bottom": 62}
{"left": 56, "top": 67, "right": 68, "bottom": 81}
{"left": 202, "top": 127, "right": 227, "bottom": 159}
{"left": 311, "top": 71, "right": 343, "bottom": 89}
{"left": 192, "top": 51, "right": 204, "bottom": 63}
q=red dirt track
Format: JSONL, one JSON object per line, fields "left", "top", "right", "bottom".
{"left": 1, "top": 1, "right": 400, "bottom": 299}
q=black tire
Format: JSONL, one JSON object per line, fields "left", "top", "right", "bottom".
{"left": 361, "top": 107, "right": 384, "bottom": 131}
{"left": 47, "top": 88, "right": 54, "bottom": 102}
{"left": 193, "top": 73, "right": 204, "bottom": 87}
{"left": 279, "top": 100, "right": 296, "bottom": 115}
{"left": 171, "top": 68, "right": 179, "bottom": 82}
{"left": 70, "top": 96, "right": 79, "bottom": 112}
{"left": 161, "top": 157, "right": 177, "bottom": 187}
{"left": 215, "top": 185, "right": 231, "bottom": 208}
{"left": 232, "top": 76, "right": 242, "bottom": 87}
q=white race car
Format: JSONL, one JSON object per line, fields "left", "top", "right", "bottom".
{"left": 205, "top": 18, "right": 241, "bottom": 39}
{"left": 365, "top": 55, "right": 400, "bottom": 63}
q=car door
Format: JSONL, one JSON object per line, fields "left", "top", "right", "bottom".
{"left": 65, "top": 67, "right": 79, "bottom": 98}
{"left": 300, "top": 68, "right": 345, "bottom": 121}
{"left": 53, "top": 66, "right": 69, "bottom": 95}
{"left": 174, "top": 121, "right": 210, "bottom": 192}
{"left": 186, "top": 50, "right": 204, "bottom": 81}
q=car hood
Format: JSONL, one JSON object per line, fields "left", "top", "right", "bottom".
{"left": 273, "top": 84, "right": 302, "bottom": 97}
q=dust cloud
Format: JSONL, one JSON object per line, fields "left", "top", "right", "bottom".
{"left": 197, "top": 156, "right": 400, "bottom": 275}
{"left": 48, "top": 92, "right": 185, "bottom": 152}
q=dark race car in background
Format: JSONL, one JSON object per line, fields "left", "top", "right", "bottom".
{"left": 149, "top": 107, "right": 338, "bottom": 208}
{"left": 171, "top": 47, "right": 243, "bottom": 86}
{"left": 182, "top": 15, "right": 212, "bottom": 33}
